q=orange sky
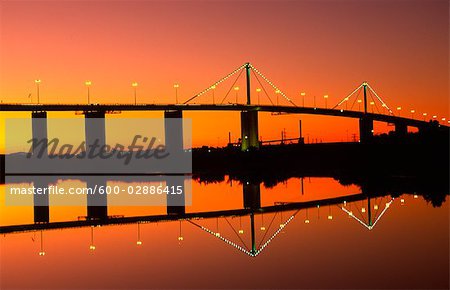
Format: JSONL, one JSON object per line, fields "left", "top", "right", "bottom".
{"left": 0, "top": 0, "right": 448, "bottom": 147}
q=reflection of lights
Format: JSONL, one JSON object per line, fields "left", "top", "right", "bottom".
{"left": 89, "top": 245, "right": 96, "bottom": 250}
{"left": 238, "top": 229, "right": 244, "bottom": 234}
{"left": 260, "top": 226, "right": 266, "bottom": 231}
{"left": 327, "top": 215, "right": 333, "bottom": 220}
{"left": 304, "top": 219, "right": 310, "bottom": 224}
{"left": 401, "top": 199, "right": 405, "bottom": 204}
{"left": 136, "top": 241, "right": 142, "bottom": 245}
{"left": 178, "top": 236, "right": 184, "bottom": 241}
{"left": 279, "top": 224, "right": 285, "bottom": 228}
{"left": 39, "top": 251, "right": 46, "bottom": 256}
{"left": 374, "top": 205, "right": 378, "bottom": 210}
{"left": 414, "top": 195, "right": 418, "bottom": 199}
{"left": 215, "top": 232, "right": 221, "bottom": 237}
{"left": 361, "top": 207, "right": 366, "bottom": 213}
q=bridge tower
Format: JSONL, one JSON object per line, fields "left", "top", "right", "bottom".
{"left": 359, "top": 82, "right": 374, "bottom": 143}
{"left": 241, "top": 63, "right": 260, "bottom": 151}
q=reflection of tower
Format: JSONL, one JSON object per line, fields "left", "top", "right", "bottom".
{"left": 189, "top": 209, "right": 299, "bottom": 257}
{"left": 243, "top": 181, "right": 261, "bottom": 210}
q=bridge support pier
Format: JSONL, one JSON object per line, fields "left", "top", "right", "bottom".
{"left": 31, "top": 112, "right": 50, "bottom": 223}
{"left": 84, "top": 111, "right": 108, "bottom": 219}
{"left": 359, "top": 117, "right": 373, "bottom": 143}
{"left": 394, "top": 122, "right": 408, "bottom": 137}
{"left": 32, "top": 111, "right": 48, "bottom": 156}
{"left": 164, "top": 110, "right": 186, "bottom": 215}
{"left": 241, "top": 111, "right": 259, "bottom": 151}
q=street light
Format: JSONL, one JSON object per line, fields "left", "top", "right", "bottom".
{"left": 300, "top": 92, "right": 306, "bottom": 107}
{"left": 39, "top": 230, "right": 45, "bottom": 256}
{"left": 136, "top": 222, "right": 142, "bottom": 245}
{"left": 256, "top": 88, "right": 261, "bottom": 105}
{"left": 423, "top": 112, "right": 427, "bottom": 121}
{"left": 234, "top": 86, "right": 239, "bottom": 103}
{"left": 211, "top": 85, "right": 216, "bottom": 104}
{"left": 34, "top": 79, "right": 41, "bottom": 104}
{"left": 357, "top": 99, "right": 362, "bottom": 111}
{"left": 132, "top": 82, "right": 138, "bottom": 105}
{"left": 323, "top": 95, "right": 329, "bottom": 108}
{"left": 396, "top": 106, "right": 402, "bottom": 116}
{"left": 85, "top": 81, "right": 92, "bottom": 104}
{"left": 275, "top": 89, "right": 280, "bottom": 106}
{"left": 173, "top": 84, "right": 180, "bottom": 104}
{"left": 410, "top": 109, "right": 415, "bottom": 119}
{"left": 369, "top": 101, "right": 375, "bottom": 113}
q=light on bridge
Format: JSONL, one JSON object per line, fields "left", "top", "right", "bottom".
{"left": 423, "top": 113, "right": 428, "bottom": 121}
{"left": 85, "top": 81, "right": 92, "bottom": 104}
{"left": 300, "top": 91, "right": 306, "bottom": 107}
{"left": 211, "top": 85, "right": 216, "bottom": 104}
{"left": 410, "top": 109, "right": 415, "bottom": 119}
{"left": 432, "top": 115, "right": 437, "bottom": 119}
{"left": 256, "top": 88, "right": 262, "bottom": 104}
{"left": 173, "top": 83, "right": 180, "bottom": 104}
{"left": 323, "top": 94, "right": 329, "bottom": 108}
{"left": 396, "top": 106, "right": 402, "bottom": 116}
{"left": 34, "top": 79, "right": 41, "bottom": 104}
{"left": 132, "top": 82, "right": 138, "bottom": 105}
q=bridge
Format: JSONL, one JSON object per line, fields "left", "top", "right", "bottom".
{"left": 1, "top": 62, "right": 447, "bottom": 152}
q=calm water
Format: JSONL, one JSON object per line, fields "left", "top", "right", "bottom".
{"left": 0, "top": 177, "right": 448, "bottom": 289}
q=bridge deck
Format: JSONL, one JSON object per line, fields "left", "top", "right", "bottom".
{"left": 0, "top": 103, "right": 441, "bottom": 128}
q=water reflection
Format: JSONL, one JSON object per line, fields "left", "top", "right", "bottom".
{"left": 1, "top": 175, "right": 448, "bottom": 289}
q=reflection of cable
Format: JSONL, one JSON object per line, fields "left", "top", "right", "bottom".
{"left": 224, "top": 217, "right": 248, "bottom": 250}
{"left": 258, "top": 212, "right": 278, "bottom": 249}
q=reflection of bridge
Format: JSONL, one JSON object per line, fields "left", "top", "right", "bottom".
{"left": 0, "top": 189, "right": 398, "bottom": 257}
{"left": 1, "top": 63, "right": 447, "bottom": 153}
